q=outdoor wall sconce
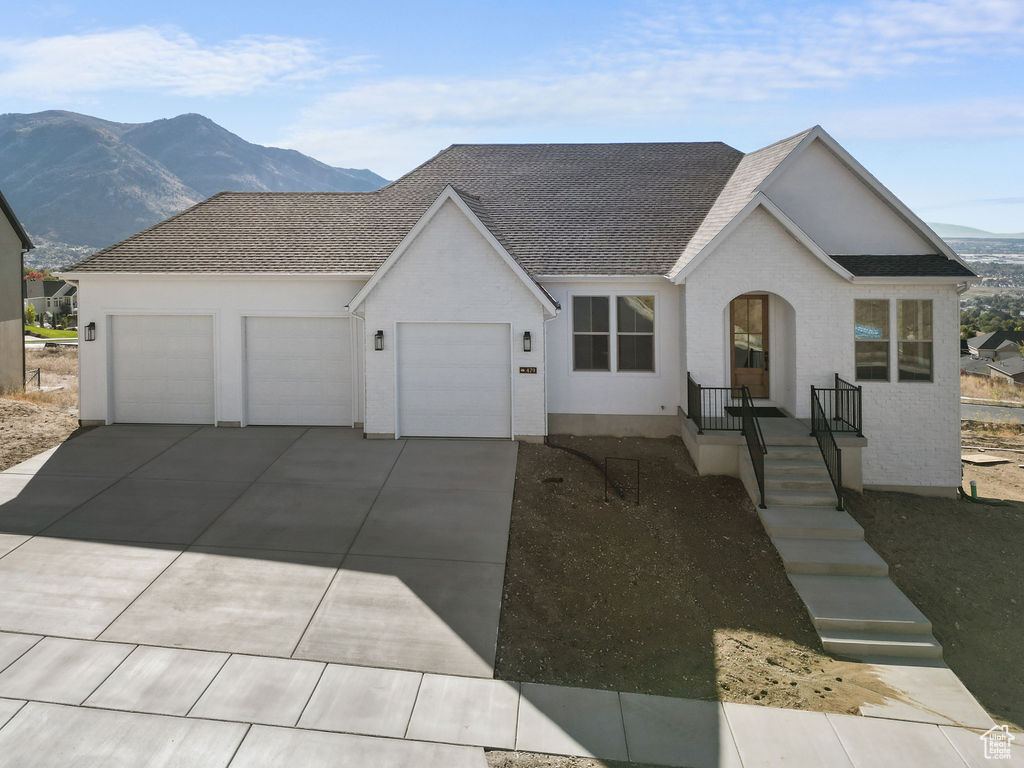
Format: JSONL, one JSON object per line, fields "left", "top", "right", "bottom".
{"left": 84, "top": 322, "right": 96, "bottom": 342}
{"left": 523, "top": 331, "right": 532, "bottom": 352}
{"left": 374, "top": 330, "right": 384, "bottom": 351}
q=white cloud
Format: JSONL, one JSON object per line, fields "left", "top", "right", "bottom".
{"left": 0, "top": 26, "right": 359, "bottom": 99}
{"left": 282, "top": 0, "right": 1024, "bottom": 174}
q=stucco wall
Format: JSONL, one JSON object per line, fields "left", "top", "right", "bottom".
{"left": 766, "top": 139, "right": 934, "bottom": 255}
{"left": 684, "top": 207, "right": 961, "bottom": 489}
{"left": 75, "top": 275, "right": 365, "bottom": 424}
{"left": 0, "top": 215, "right": 22, "bottom": 392}
{"left": 360, "top": 199, "right": 547, "bottom": 438}
{"left": 544, "top": 278, "right": 681, "bottom": 418}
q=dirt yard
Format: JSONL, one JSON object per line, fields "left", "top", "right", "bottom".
{"left": 0, "top": 346, "right": 80, "bottom": 471}
{"left": 495, "top": 436, "right": 895, "bottom": 722}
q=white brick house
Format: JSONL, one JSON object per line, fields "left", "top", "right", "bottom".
{"left": 64, "top": 126, "right": 975, "bottom": 496}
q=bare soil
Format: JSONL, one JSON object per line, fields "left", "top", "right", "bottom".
{"left": 0, "top": 346, "right": 80, "bottom": 471}
{"left": 495, "top": 436, "right": 892, "bottom": 719}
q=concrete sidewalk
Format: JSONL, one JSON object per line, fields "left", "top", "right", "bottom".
{"left": 0, "top": 631, "right": 1021, "bottom": 767}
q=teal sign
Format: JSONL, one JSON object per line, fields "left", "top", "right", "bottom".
{"left": 855, "top": 324, "right": 882, "bottom": 340}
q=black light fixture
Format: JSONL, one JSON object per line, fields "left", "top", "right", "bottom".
{"left": 374, "top": 329, "right": 384, "bottom": 351}
{"left": 523, "top": 331, "right": 532, "bottom": 352}
{"left": 84, "top": 322, "right": 96, "bottom": 342}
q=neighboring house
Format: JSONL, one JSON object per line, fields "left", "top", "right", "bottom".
{"left": 987, "top": 357, "right": 1024, "bottom": 385}
{"left": 0, "top": 189, "right": 33, "bottom": 392}
{"left": 23, "top": 279, "right": 78, "bottom": 319}
{"left": 966, "top": 330, "right": 1024, "bottom": 359}
{"left": 960, "top": 356, "right": 991, "bottom": 376}
{"left": 64, "top": 126, "right": 977, "bottom": 495}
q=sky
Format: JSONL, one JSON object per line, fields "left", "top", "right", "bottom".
{"left": 1, "top": 0, "right": 1022, "bottom": 232}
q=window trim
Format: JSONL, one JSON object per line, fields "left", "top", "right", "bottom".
{"left": 615, "top": 295, "right": 656, "bottom": 373}
{"left": 897, "top": 299, "right": 934, "bottom": 383}
{"left": 568, "top": 291, "right": 659, "bottom": 376}
{"left": 571, "top": 295, "right": 611, "bottom": 372}
{"left": 854, "top": 298, "right": 891, "bottom": 383}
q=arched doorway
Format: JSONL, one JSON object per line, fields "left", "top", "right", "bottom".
{"left": 730, "top": 293, "right": 769, "bottom": 397}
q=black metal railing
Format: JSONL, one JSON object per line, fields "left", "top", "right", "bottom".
{"left": 810, "top": 385, "right": 844, "bottom": 510}
{"left": 810, "top": 374, "right": 863, "bottom": 435}
{"left": 740, "top": 385, "right": 767, "bottom": 508}
{"left": 686, "top": 373, "right": 744, "bottom": 433}
{"left": 24, "top": 368, "right": 40, "bottom": 389}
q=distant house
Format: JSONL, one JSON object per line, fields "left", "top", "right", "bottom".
{"left": 960, "top": 355, "right": 991, "bottom": 376}
{"left": 987, "top": 357, "right": 1024, "bottom": 385}
{"left": 966, "top": 330, "right": 1024, "bottom": 359}
{"left": 23, "top": 279, "right": 78, "bottom": 320}
{"left": 1, "top": 188, "right": 33, "bottom": 392}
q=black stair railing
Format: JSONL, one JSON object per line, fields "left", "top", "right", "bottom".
{"left": 686, "top": 373, "right": 744, "bottom": 433}
{"left": 810, "top": 385, "right": 844, "bottom": 511}
{"left": 810, "top": 375, "right": 863, "bottom": 436}
{"left": 740, "top": 385, "right": 767, "bottom": 509}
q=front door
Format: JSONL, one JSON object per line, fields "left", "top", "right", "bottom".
{"left": 731, "top": 294, "right": 769, "bottom": 398}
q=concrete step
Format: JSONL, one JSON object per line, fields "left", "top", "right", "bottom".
{"left": 765, "top": 474, "right": 834, "bottom": 492}
{"left": 764, "top": 457, "right": 829, "bottom": 474}
{"left": 758, "top": 506, "right": 864, "bottom": 540}
{"left": 764, "top": 445, "right": 820, "bottom": 459}
{"left": 789, "top": 574, "right": 932, "bottom": 635}
{"left": 819, "top": 629, "right": 943, "bottom": 660}
{"left": 765, "top": 488, "right": 838, "bottom": 507}
{"left": 772, "top": 537, "right": 888, "bottom": 576}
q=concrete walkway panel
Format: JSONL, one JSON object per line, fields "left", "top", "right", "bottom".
{"left": 515, "top": 682, "right": 628, "bottom": 761}
{"left": 828, "top": 712, "right": 968, "bottom": 767}
{"left": 0, "top": 533, "right": 28, "bottom": 557}
{"left": 0, "top": 537, "right": 179, "bottom": 637}
{"left": 0, "top": 474, "right": 118, "bottom": 534}
{"left": 189, "top": 654, "right": 324, "bottom": 726}
{"left": 297, "top": 663, "right": 422, "bottom": 737}
{"left": 0, "top": 637, "right": 134, "bottom": 704}
{"left": 385, "top": 440, "right": 517, "bottom": 493}
{"left": 723, "top": 702, "right": 855, "bottom": 768}
{"left": 259, "top": 436, "right": 404, "bottom": 487}
{"left": 229, "top": 724, "right": 487, "bottom": 768}
{"left": 406, "top": 674, "right": 519, "bottom": 748}
{"left": 295, "top": 554, "right": 502, "bottom": 677}
{"left": 941, "top": 724, "right": 1024, "bottom": 767}
{"left": 85, "top": 646, "right": 228, "bottom": 716}
{"left": 0, "top": 632, "right": 40, "bottom": 673}
{"left": 0, "top": 698, "right": 24, "bottom": 728}
{"left": 620, "top": 693, "right": 742, "bottom": 768}
{"left": 196, "top": 482, "right": 376, "bottom": 554}
{"left": 101, "top": 547, "right": 338, "bottom": 657}
{"left": 860, "top": 660, "right": 995, "bottom": 730}
{"left": 44, "top": 478, "right": 249, "bottom": 545}
{"left": 0, "top": 702, "right": 247, "bottom": 768}
{"left": 350, "top": 487, "right": 512, "bottom": 563}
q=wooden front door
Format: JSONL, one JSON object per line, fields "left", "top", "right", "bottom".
{"left": 731, "top": 294, "right": 769, "bottom": 398}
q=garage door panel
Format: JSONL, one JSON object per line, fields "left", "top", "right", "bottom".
{"left": 112, "top": 315, "right": 214, "bottom": 424}
{"left": 245, "top": 317, "right": 352, "bottom": 426}
{"left": 397, "top": 323, "right": 511, "bottom": 438}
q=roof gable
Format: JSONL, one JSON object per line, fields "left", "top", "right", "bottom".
{"left": 0, "top": 188, "right": 33, "bottom": 250}
{"left": 347, "top": 186, "right": 558, "bottom": 315}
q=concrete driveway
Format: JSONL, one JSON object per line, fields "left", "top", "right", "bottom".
{"left": 0, "top": 426, "right": 516, "bottom": 677}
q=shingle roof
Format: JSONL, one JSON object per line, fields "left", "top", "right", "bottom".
{"left": 968, "top": 330, "right": 1024, "bottom": 350}
{"left": 829, "top": 254, "right": 975, "bottom": 277}
{"left": 667, "top": 128, "right": 812, "bottom": 277}
{"left": 988, "top": 357, "right": 1024, "bottom": 376}
{"left": 69, "top": 142, "right": 744, "bottom": 275}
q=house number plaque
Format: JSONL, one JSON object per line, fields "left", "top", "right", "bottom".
{"left": 519, "top": 366, "right": 538, "bottom": 374}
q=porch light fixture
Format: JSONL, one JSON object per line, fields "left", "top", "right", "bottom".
{"left": 84, "top": 322, "right": 96, "bottom": 342}
{"left": 523, "top": 331, "right": 532, "bottom": 352}
{"left": 374, "top": 329, "right": 384, "bottom": 351}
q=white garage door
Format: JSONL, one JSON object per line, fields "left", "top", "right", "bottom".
{"left": 397, "top": 323, "right": 511, "bottom": 438}
{"left": 111, "top": 315, "right": 214, "bottom": 424}
{"left": 245, "top": 317, "right": 352, "bottom": 426}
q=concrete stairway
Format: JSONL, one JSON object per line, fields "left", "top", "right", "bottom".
{"left": 740, "top": 444, "right": 943, "bottom": 661}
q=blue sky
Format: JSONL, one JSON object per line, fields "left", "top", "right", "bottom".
{"left": 2, "top": 0, "right": 1022, "bottom": 231}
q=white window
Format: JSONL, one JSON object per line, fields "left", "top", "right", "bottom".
{"left": 573, "top": 294, "right": 656, "bottom": 372}
{"left": 898, "top": 299, "right": 933, "bottom": 382}
{"left": 855, "top": 299, "right": 889, "bottom": 381}
{"left": 572, "top": 296, "right": 610, "bottom": 371}
{"left": 616, "top": 296, "right": 655, "bottom": 372}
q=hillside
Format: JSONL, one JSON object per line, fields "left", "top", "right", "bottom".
{"left": 929, "top": 222, "right": 1024, "bottom": 239}
{"left": 0, "top": 111, "right": 387, "bottom": 268}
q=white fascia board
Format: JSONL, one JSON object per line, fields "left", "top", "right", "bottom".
{"left": 757, "top": 126, "right": 969, "bottom": 268}
{"left": 61, "top": 272, "right": 375, "bottom": 280}
{"left": 346, "top": 185, "right": 559, "bottom": 316}
{"left": 672, "top": 192, "right": 853, "bottom": 284}
{"left": 534, "top": 274, "right": 672, "bottom": 283}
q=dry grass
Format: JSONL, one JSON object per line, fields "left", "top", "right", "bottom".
{"left": 17, "top": 346, "right": 79, "bottom": 409}
{"left": 961, "top": 372, "right": 1024, "bottom": 403}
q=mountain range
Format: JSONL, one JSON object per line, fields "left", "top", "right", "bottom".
{"left": 0, "top": 110, "right": 387, "bottom": 269}
{"left": 927, "top": 222, "right": 1024, "bottom": 239}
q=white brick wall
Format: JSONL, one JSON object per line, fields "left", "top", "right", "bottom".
{"left": 685, "top": 207, "right": 962, "bottom": 489}
{"left": 362, "top": 200, "right": 547, "bottom": 437}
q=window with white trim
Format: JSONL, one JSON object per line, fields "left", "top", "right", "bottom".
{"left": 616, "top": 296, "right": 655, "bottom": 371}
{"left": 898, "top": 299, "right": 933, "bottom": 382}
{"left": 573, "top": 296, "right": 610, "bottom": 371}
{"left": 854, "top": 299, "right": 889, "bottom": 381}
